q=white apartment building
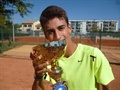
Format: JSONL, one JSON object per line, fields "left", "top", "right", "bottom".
{"left": 19, "top": 20, "right": 119, "bottom": 36}
{"left": 19, "top": 20, "right": 42, "bottom": 36}
{"left": 69, "top": 20, "right": 119, "bottom": 34}
{"left": 20, "top": 20, "right": 41, "bottom": 32}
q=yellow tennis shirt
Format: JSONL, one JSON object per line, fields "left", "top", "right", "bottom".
{"left": 46, "top": 44, "right": 114, "bottom": 90}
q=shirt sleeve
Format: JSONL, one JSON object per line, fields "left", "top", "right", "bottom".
{"left": 94, "top": 48, "right": 115, "bottom": 85}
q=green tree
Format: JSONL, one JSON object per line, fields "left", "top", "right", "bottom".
{"left": 14, "top": 23, "right": 21, "bottom": 34}
{"left": 0, "top": 21, "right": 21, "bottom": 40}
{"left": 0, "top": 0, "right": 33, "bottom": 27}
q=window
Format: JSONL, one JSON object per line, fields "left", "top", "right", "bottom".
{"left": 24, "top": 25, "right": 27, "bottom": 27}
{"left": 76, "top": 21, "right": 80, "bottom": 29}
{"left": 28, "top": 24, "right": 32, "bottom": 27}
{"left": 37, "top": 27, "right": 40, "bottom": 29}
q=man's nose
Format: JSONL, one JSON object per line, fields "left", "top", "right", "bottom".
{"left": 54, "top": 30, "right": 61, "bottom": 41}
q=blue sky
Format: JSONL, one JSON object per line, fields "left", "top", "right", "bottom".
{"left": 14, "top": 0, "right": 120, "bottom": 28}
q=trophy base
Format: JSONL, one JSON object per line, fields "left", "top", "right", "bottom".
{"left": 52, "top": 81, "right": 68, "bottom": 90}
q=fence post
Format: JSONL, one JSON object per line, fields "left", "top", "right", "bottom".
{"left": 99, "top": 24, "right": 102, "bottom": 50}
{"left": 0, "top": 26, "right": 4, "bottom": 53}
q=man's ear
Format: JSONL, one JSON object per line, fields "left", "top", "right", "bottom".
{"left": 68, "top": 24, "right": 72, "bottom": 33}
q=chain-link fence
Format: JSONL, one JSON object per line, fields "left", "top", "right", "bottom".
{"left": 0, "top": 28, "right": 120, "bottom": 47}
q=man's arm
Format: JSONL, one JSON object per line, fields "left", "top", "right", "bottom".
{"left": 102, "top": 85, "right": 109, "bottom": 90}
{"left": 101, "top": 82, "right": 113, "bottom": 90}
{"left": 32, "top": 80, "right": 44, "bottom": 90}
{"left": 30, "top": 52, "right": 47, "bottom": 90}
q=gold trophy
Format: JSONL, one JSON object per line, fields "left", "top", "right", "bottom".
{"left": 32, "top": 39, "right": 68, "bottom": 90}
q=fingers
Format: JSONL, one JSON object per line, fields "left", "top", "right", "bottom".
{"left": 30, "top": 49, "right": 51, "bottom": 77}
{"left": 30, "top": 50, "right": 50, "bottom": 77}
{"left": 30, "top": 51, "right": 36, "bottom": 60}
{"left": 34, "top": 62, "right": 49, "bottom": 76}
{"left": 35, "top": 62, "right": 48, "bottom": 70}
{"left": 35, "top": 69, "right": 46, "bottom": 76}
{"left": 32, "top": 54, "right": 43, "bottom": 67}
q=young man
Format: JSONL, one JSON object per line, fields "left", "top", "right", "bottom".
{"left": 30, "top": 5, "right": 114, "bottom": 90}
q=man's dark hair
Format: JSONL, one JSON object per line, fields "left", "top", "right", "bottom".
{"left": 40, "top": 5, "right": 69, "bottom": 28}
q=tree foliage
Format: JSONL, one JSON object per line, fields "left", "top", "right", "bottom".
{"left": 0, "top": 21, "right": 21, "bottom": 40}
{"left": 0, "top": 0, "right": 33, "bottom": 27}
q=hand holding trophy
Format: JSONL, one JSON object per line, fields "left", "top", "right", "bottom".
{"left": 32, "top": 39, "right": 68, "bottom": 90}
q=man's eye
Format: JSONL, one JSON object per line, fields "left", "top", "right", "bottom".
{"left": 48, "top": 31, "right": 53, "bottom": 35}
{"left": 59, "top": 27, "right": 64, "bottom": 31}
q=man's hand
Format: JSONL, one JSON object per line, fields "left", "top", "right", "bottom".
{"left": 30, "top": 51, "right": 49, "bottom": 77}
{"left": 30, "top": 51, "right": 50, "bottom": 90}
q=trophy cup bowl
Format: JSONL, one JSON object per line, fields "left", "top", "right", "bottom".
{"left": 32, "top": 39, "right": 68, "bottom": 90}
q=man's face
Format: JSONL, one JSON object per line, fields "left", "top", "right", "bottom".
{"left": 43, "top": 18, "right": 72, "bottom": 42}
